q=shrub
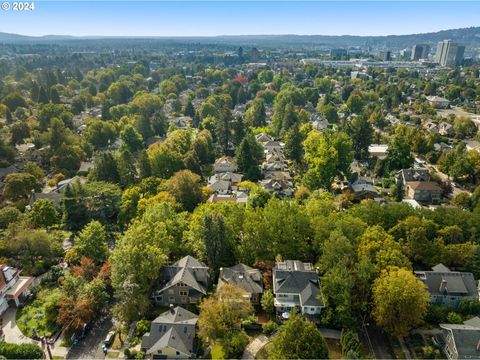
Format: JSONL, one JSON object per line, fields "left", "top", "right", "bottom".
{"left": 222, "top": 330, "right": 249, "bottom": 359}
{"left": 446, "top": 312, "right": 463, "bottom": 324}
{"left": 0, "top": 206, "right": 22, "bottom": 229}
{"left": 241, "top": 314, "right": 258, "bottom": 327}
{"left": 0, "top": 341, "right": 44, "bottom": 359}
{"left": 262, "top": 321, "right": 278, "bottom": 335}
{"left": 340, "top": 329, "right": 361, "bottom": 359}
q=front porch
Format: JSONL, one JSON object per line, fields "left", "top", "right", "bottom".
{"left": 5, "top": 276, "right": 33, "bottom": 307}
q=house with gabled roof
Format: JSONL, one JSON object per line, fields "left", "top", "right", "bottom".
{"left": 441, "top": 317, "right": 480, "bottom": 360}
{"left": 260, "top": 179, "right": 294, "bottom": 197}
{"left": 0, "top": 265, "right": 33, "bottom": 315}
{"left": 218, "top": 264, "right": 263, "bottom": 305}
{"left": 153, "top": 256, "right": 210, "bottom": 307}
{"left": 415, "top": 264, "right": 479, "bottom": 308}
{"left": 213, "top": 156, "right": 237, "bottom": 174}
{"left": 272, "top": 260, "right": 325, "bottom": 318}
{"left": 142, "top": 306, "right": 198, "bottom": 359}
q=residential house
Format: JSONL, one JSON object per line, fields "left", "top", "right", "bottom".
{"left": 0, "top": 265, "right": 33, "bottom": 315}
{"left": 255, "top": 133, "right": 274, "bottom": 145}
{"left": 397, "top": 168, "right": 431, "bottom": 184}
{"left": 208, "top": 172, "right": 243, "bottom": 195}
{"left": 207, "top": 179, "right": 231, "bottom": 195}
{"left": 213, "top": 156, "right": 237, "bottom": 174}
{"left": 434, "top": 142, "right": 452, "bottom": 152}
{"left": 29, "top": 191, "right": 63, "bottom": 208}
{"left": 439, "top": 122, "right": 454, "bottom": 137}
{"left": 465, "top": 140, "right": 480, "bottom": 153}
{"left": 405, "top": 181, "right": 442, "bottom": 204}
{"left": 217, "top": 264, "right": 263, "bottom": 305}
{"left": 169, "top": 116, "right": 192, "bottom": 129}
{"left": 272, "top": 260, "right": 325, "bottom": 317}
{"left": 427, "top": 95, "right": 450, "bottom": 109}
{"left": 264, "top": 171, "right": 292, "bottom": 181}
{"left": 415, "top": 264, "right": 479, "bottom": 308}
{"left": 349, "top": 174, "right": 379, "bottom": 200}
{"left": 207, "top": 191, "right": 248, "bottom": 205}
{"left": 262, "top": 161, "right": 289, "bottom": 173}
{"left": 368, "top": 144, "right": 389, "bottom": 160}
{"left": 141, "top": 306, "right": 198, "bottom": 359}
{"left": 153, "top": 256, "right": 210, "bottom": 307}
{"left": 424, "top": 119, "right": 439, "bottom": 133}
{"left": 260, "top": 179, "right": 294, "bottom": 198}
{"left": 209, "top": 172, "right": 243, "bottom": 186}
{"left": 441, "top": 317, "right": 480, "bottom": 360}
{"left": 263, "top": 141, "right": 284, "bottom": 153}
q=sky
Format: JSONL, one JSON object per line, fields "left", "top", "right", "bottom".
{"left": 0, "top": 1, "right": 479, "bottom": 37}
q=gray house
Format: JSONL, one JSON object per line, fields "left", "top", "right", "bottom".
{"left": 272, "top": 260, "right": 325, "bottom": 317}
{"left": 415, "top": 264, "right": 479, "bottom": 308}
{"left": 153, "top": 256, "right": 210, "bottom": 306}
{"left": 142, "top": 306, "right": 198, "bottom": 359}
{"left": 217, "top": 264, "right": 263, "bottom": 305}
{"left": 441, "top": 317, "right": 480, "bottom": 360}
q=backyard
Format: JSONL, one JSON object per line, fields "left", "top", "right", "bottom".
{"left": 16, "top": 287, "right": 62, "bottom": 338}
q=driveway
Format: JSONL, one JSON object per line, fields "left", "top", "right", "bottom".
{"left": 66, "top": 314, "right": 113, "bottom": 360}
{"left": 1, "top": 307, "right": 39, "bottom": 345}
{"left": 242, "top": 334, "right": 269, "bottom": 359}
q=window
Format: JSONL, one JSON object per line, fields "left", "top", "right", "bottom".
{"left": 168, "top": 289, "right": 174, "bottom": 295}
{"left": 176, "top": 351, "right": 180, "bottom": 356}
{"left": 184, "top": 327, "right": 187, "bottom": 334}
{"left": 311, "top": 307, "right": 315, "bottom": 311}
{"left": 169, "top": 296, "right": 175, "bottom": 302}
{"left": 180, "top": 291, "right": 188, "bottom": 296}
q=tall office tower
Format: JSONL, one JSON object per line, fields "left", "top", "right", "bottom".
{"left": 411, "top": 44, "right": 430, "bottom": 60}
{"left": 435, "top": 40, "right": 465, "bottom": 66}
{"left": 379, "top": 50, "right": 392, "bottom": 61}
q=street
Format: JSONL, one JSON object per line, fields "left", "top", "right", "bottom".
{"left": 66, "top": 315, "right": 113, "bottom": 360}
{"left": 363, "top": 324, "right": 396, "bottom": 360}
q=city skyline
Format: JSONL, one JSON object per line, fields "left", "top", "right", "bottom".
{"left": 0, "top": 1, "right": 479, "bottom": 37}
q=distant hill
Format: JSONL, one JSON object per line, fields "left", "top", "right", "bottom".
{"left": 1, "top": 26, "right": 480, "bottom": 49}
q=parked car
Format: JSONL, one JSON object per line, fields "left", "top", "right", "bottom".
{"left": 103, "top": 331, "right": 115, "bottom": 347}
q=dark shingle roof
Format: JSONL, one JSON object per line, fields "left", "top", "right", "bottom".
{"left": 415, "top": 264, "right": 477, "bottom": 297}
{"left": 159, "top": 256, "right": 210, "bottom": 295}
{"left": 143, "top": 306, "right": 198, "bottom": 356}
{"left": 218, "top": 264, "right": 263, "bottom": 295}
{"left": 440, "top": 323, "right": 480, "bottom": 358}
{"left": 273, "top": 260, "right": 324, "bottom": 308}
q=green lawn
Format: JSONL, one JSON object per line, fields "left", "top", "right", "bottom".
{"left": 16, "top": 301, "right": 57, "bottom": 338}
{"left": 16, "top": 288, "right": 61, "bottom": 338}
{"left": 211, "top": 343, "right": 225, "bottom": 359}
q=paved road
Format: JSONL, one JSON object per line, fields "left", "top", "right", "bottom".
{"left": 364, "top": 325, "right": 396, "bottom": 360}
{"left": 66, "top": 315, "right": 112, "bottom": 360}
{"left": 1, "top": 307, "right": 39, "bottom": 345}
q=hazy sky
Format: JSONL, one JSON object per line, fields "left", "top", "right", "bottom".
{"left": 0, "top": 1, "right": 479, "bottom": 37}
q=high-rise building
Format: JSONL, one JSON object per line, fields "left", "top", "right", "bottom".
{"left": 411, "top": 44, "right": 430, "bottom": 60}
{"left": 379, "top": 50, "right": 392, "bottom": 61}
{"left": 435, "top": 40, "right": 465, "bottom": 67}
{"left": 400, "top": 49, "right": 412, "bottom": 59}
